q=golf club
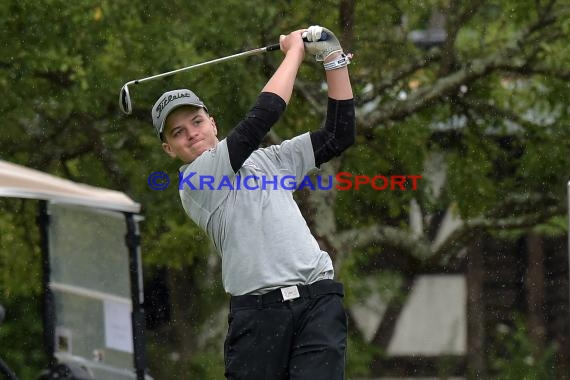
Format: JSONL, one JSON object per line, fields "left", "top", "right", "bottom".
{"left": 119, "top": 31, "right": 331, "bottom": 115}
{"left": 119, "top": 43, "right": 281, "bottom": 115}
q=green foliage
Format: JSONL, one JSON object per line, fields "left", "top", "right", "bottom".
{"left": 490, "top": 317, "right": 557, "bottom": 380}
{"left": 186, "top": 350, "right": 226, "bottom": 379}
{"left": 337, "top": 114, "right": 430, "bottom": 229}
{"left": 446, "top": 132, "right": 498, "bottom": 219}
{"left": 0, "top": 295, "right": 47, "bottom": 379}
{"left": 341, "top": 245, "right": 405, "bottom": 307}
{"left": 346, "top": 333, "right": 381, "bottom": 377}
{"left": 0, "top": 199, "right": 45, "bottom": 376}
{"left": 532, "top": 215, "right": 567, "bottom": 237}
{"left": 0, "top": 200, "right": 42, "bottom": 297}
{"left": 145, "top": 342, "right": 225, "bottom": 379}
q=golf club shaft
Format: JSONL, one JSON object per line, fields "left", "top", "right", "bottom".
{"left": 129, "top": 43, "right": 280, "bottom": 86}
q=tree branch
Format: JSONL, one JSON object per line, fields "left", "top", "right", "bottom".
{"left": 359, "top": 50, "right": 441, "bottom": 105}
{"left": 497, "top": 65, "right": 570, "bottom": 81}
{"left": 336, "top": 197, "right": 564, "bottom": 272}
{"left": 360, "top": 8, "right": 558, "bottom": 128}
{"left": 458, "top": 97, "right": 546, "bottom": 131}
{"left": 335, "top": 224, "right": 432, "bottom": 260}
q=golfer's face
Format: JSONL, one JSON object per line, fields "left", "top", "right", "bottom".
{"left": 162, "top": 107, "right": 218, "bottom": 163}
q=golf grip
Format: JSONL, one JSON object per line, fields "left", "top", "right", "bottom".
{"left": 266, "top": 31, "right": 329, "bottom": 52}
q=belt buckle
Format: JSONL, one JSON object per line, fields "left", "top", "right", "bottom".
{"left": 280, "top": 285, "right": 300, "bottom": 301}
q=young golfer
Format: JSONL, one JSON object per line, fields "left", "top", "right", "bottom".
{"left": 152, "top": 26, "right": 355, "bottom": 379}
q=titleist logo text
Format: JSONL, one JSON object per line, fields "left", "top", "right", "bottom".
{"left": 155, "top": 93, "right": 193, "bottom": 118}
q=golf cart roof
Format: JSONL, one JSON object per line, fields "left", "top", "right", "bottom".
{"left": 0, "top": 159, "right": 140, "bottom": 213}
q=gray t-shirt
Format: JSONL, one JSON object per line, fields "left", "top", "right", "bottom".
{"left": 179, "top": 132, "right": 334, "bottom": 296}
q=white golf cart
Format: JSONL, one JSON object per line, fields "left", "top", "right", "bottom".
{"left": 0, "top": 159, "right": 152, "bottom": 380}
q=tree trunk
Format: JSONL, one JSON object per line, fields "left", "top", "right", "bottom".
{"left": 339, "top": 0, "right": 355, "bottom": 52}
{"left": 369, "top": 275, "right": 415, "bottom": 375}
{"left": 166, "top": 267, "right": 198, "bottom": 357}
{"left": 466, "top": 234, "right": 486, "bottom": 378}
{"left": 526, "top": 232, "right": 546, "bottom": 350}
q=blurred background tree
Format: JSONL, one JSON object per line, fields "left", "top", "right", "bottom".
{"left": 1, "top": 0, "right": 569, "bottom": 378}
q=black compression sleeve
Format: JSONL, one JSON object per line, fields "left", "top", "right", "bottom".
{"left": 310, "top": 98, "right": 355, "bottom": 167}
{"left": 226, "top": 92, "right": 287, "bottom": 172}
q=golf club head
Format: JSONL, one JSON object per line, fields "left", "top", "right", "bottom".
{"left": 119, "top": 84, "right": 132, "bottom": 115}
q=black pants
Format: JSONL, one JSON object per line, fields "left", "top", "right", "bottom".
{"left": 224, "top": 280, "right": 347, "bottom": 380}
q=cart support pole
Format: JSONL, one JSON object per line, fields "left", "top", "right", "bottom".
{"left": 125, "top": 213, "right": 146, "bottom": 380}
{"left": 38, "top": 201, "right": 55, "bottom": 368}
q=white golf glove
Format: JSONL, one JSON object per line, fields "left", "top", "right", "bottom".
{"left": 302, "top": 25, "right": 343, "bottom": 61}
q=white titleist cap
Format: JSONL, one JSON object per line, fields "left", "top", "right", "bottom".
{"left": 151, "top": 89, "right": 208, "bottom": 140}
